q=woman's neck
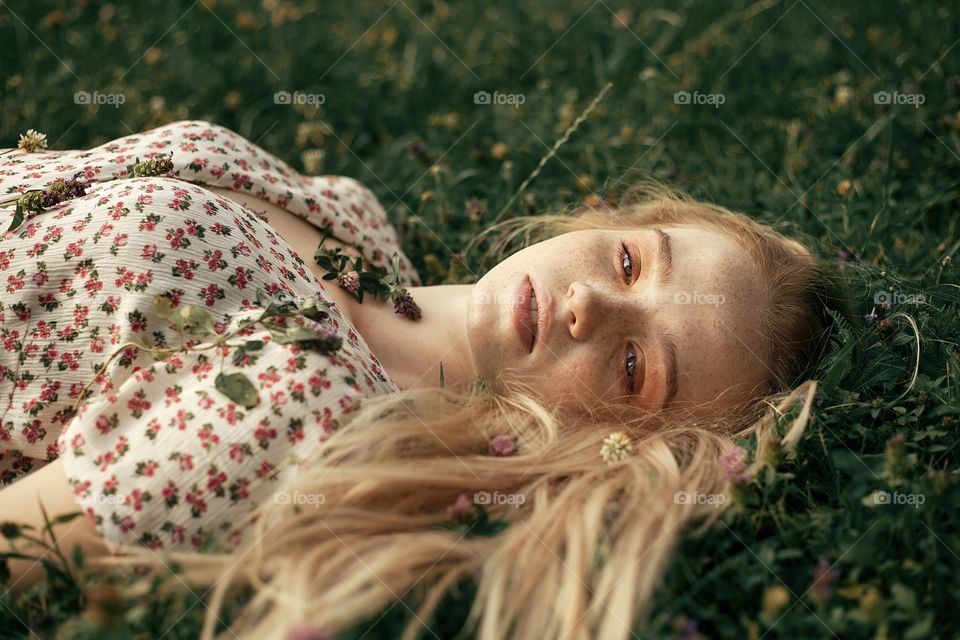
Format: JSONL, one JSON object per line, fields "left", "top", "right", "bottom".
{"left": 344, "top": 284, "right": 476, "bottom": 392}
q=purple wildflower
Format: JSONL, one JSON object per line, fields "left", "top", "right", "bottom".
{"left": 718, "top": 445, "right": 747, "bottom": 481}
{"left": 447, "top": 493, "right": 475, "bottom": 523}
{"left": 490, "top": 434, "right": 515, "bottom": 457}
{"left": 41, "top": 174, "right": 90, "bottom": 208}
{"left": 465, "top": 197, "right": 486, "bottom": 222}
{"left": 864, "top": 309, "right": 879, "bottom": 324}
{"left": 678, "top": 618, "right": 700, "bottom": 640}
{"left": 809, "top": 554, "right": 840, "bottom": 600}
{"left": 391, "top": 286, "right": 422, "bottom": 321}
{"left": 287, "top": 625, "right": 331, "bottom": 640}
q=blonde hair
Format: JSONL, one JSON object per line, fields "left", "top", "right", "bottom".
{"left": 91, "top": 183, "right": 854, "bottom": 640}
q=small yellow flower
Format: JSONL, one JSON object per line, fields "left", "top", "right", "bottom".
{"left": 600, "top": 431, "right": 632, "bottom": 464}
{"left": 836, "top": 179, "right": 853, "bottom": 196}
{"left": 490, "top": 142, "right": 509, "bottom": 160}
{"left": 17, "top": 129, "right": 48, "bottom": 153}
{"left": 760, "top": 584, "right": 791, "bottom": 623}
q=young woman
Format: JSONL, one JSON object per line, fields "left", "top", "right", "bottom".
{"left": 0, "top": 120, "right": 851, "bottom": 639}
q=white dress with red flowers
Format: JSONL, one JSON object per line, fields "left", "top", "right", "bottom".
{"left": 0, "top": 120, "right": 419, "bottom": 551}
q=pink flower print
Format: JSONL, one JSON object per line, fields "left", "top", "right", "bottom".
{"left": 173, "top": 258, "right": 199, "bottom": 279}
{"left": 256, "top": 460, "right": 275, "bottom": 478}
{"left": 84, "top": 278, "right": 103, "bottom": 296}
{"left": 102, "top": 474, "right": 118, "bottom": 493}
{"left": 117, "top": 515, "right": 136, "bottom": 533}
{"left": 207, "top": 468, "right": 228, "bottom": 495}
{"left": 162, "top": 481, "right": 179, "bottom": 507}
{"left": 136, "top": 460, "right": 160, "bottom": 477}
{"left": 255, "top": 421, "right": 277, "bottom": 447}
{"left": 6, "top": 272, "right": 25, "bottom": 293}
{"left": 95, "top": 413, "right": 116, "bottom": 435}
{"left": 185, "top": 487, "right": 208, "bottom": 517}
{"left": 197, "top": 424, "right": 220, "bottom": 450}
{"left": 126, "top": 488, "right": 146, "bottom": 512}
{"left": 127, "top": 389, "right": 152, "bottom": 418}
{"left": 198, "top": 283, "right": 225, "bottom": 306}
{"left": 32, "top": 270, "right": 49, "bottom": 287}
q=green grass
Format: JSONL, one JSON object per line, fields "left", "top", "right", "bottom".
{"left": 2, "top": 0, "right": 959, "bottom": 638}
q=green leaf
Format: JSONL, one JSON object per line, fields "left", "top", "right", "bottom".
{"left": 905, "top": 612, "right": 933, "bottom": 640}
{"left": 53, "top": 511, "right": 84, "bottom": 525}
{"left": 6, "top": 202, "right": 25, "bottom": 233}
{"left": 154, "top": 294, "right": 175, "bottom": 322}
{"left": 215, "top": 372, "right": 259, "bottom": 409}
{"left": 439, "top": 362, "right": 445, "bottom": 389}
{"left": 155, "top": 296, "right": 215, "bottom": 336}
{"left": 179, "top": 304, "right": 216, "bottom": 336}
{"left": 73, "top": 544, "right": 84, "bottom": 571}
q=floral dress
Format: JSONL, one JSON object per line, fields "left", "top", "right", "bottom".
{"left": 0, "top": 120, "right": 420, "bottom": 551}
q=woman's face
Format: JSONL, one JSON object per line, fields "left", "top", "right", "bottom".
{"left": 466, "top": 225, "right": 773, "bottom": 419}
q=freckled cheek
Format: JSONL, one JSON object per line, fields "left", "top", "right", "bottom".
{"left": 539, "top": 356, "right": 600, "bottom": 402}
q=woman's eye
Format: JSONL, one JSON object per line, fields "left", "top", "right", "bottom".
{"left": 620, "top": 242, "right": 633, "bottom": 281}
{"left": 625, "top": 344, "right": 638, "bottom": 393}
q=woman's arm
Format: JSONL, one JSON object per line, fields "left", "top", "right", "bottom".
{"left": 0, "top": 457, "right": 111, "bottom": 599}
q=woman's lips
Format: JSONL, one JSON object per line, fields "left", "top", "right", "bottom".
{"left": 529, "top": 275, "right": 551, "bottom": 352}
{"left": 512, "top": 275, "right": 535, "bottom": 353}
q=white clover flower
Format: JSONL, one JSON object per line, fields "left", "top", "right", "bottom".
{"left": 600, "top": 431, "right": 632, "bottom": 465}
{"left": 17, "top": 129, "right": 48, "bottom": 152}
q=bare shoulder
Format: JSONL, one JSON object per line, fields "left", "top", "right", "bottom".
{"left": 201, "top": 185, "right": 377, "bottom": 330}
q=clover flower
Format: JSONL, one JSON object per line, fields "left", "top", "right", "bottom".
{"left": 390, "top": 286, "right": 422, "bottom": 321}
{"left": 17, "top": 129, "right": 48, "bottom": 152}
{"left": 600, "top": 431, "right": 632, "bottom": 464}
{"left": 718, "top": 445, "right": 748, "bottom": 482}
{"left": 337, "top": 270, "right": 360, "bottom": 294}
{"left": 490, "top": 434, "right": 515, "bottom": 457}
{"left": 447, "top": 493, "right": 475, "bottom": 523}
{"left": 129, "top": 153, "right": 175, "bottom": 177}
{"left": 14, "top": 173, "right": 90, "bottom": 215}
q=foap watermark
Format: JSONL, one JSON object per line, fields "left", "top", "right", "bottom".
{"left": 673, "top": 90, "right": 725, "bottom": 108}
{"left": 474, "top": 91, "right": 526, "bottom": 108}
{"left": 274, "top": 490, "right": 326, "bottom": 507}
{"left": 474, "top": 490, "right": 525, "bottom": 508}
{"left": 274, "top": 90, "right": 326, "bottom": 106}
{"left": 674, "top": 491, "right": 726, "bottom": 507}
{"left": 873, "top": 90, "right": 925, "bottom": 108}
{"left": 674, "top": 291, "right": 725, "bottom": 306}
{"left": 74, "top": 91, "right": 126, "bottom": 108}
{"left": 874, "top": 290, "right": 926, "bottom": 307}
{"left": 76, "top": 493, "right": 125, "bottom": 507}
{"left": 473, "top": 290, "right": 527, "bottom": 306}
{"left": 870, "top": 490, "right": 925, "bottom": 509}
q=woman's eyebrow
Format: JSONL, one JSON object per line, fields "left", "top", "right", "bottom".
{"left": 653, "top": 228, "right": 679, "bottom": 409}
{"left": 653, "top": 227, "right": 673, "bottom": 288}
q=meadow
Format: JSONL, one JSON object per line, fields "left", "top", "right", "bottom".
{"left": 1, "top": 0, "right": 959, "bottom": 637}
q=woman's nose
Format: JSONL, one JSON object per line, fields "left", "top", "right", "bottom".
{"left": 565, "top": 281, "right": 612, "bottom": 341}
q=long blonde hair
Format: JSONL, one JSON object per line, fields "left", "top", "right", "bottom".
{"left": 92, "top": 184, "right": 855, "bottom": 640}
